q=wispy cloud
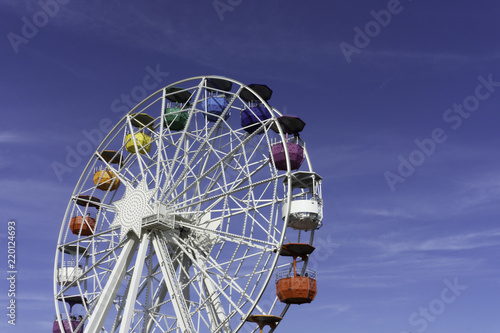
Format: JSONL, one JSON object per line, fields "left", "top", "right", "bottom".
{"left": 416, "top": 229, "right": 500, "bottom": 251}
{"left": 309, "top": 303, "right": 352, "bottom": 316}
{"left": 0, "top": 178, "right": 73, "bottom": 227}
{"left": 364, "top": 49, "right": 472, "bottom": 63}
{"left": 0, "top": 1, "right": 341, "bottom": 79}
{"left": 320, "top": 225, "right": 500, "bottom": 291}
{"left": 360, "top": 228, "right": 500, "bottom": 254}
{"left": 0, "top": 131, "right": 34, "bottom": 143}
{"left": 359, "top": 208, "right": 415, "bottom": 219}
{"left": 358, "top": 49, "right": 500, "bottom": 68}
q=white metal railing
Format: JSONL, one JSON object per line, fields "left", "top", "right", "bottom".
{"left": 59, "top": 261, "right": 82, "bottom": 268}
{"left": 57, "top": 262, "right": 84, "bottom": 284}
{"left": 275, "top": 268, "right": 316, "bottom": 282}
{"left": 53, "top": 313, "right": 83, "bottom": 321}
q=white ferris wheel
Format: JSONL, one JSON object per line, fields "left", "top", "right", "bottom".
{"left": 53, "top": 76, "right": 324, "bottom": 333}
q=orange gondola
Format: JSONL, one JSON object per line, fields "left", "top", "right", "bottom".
{"left": 69, "top": 215, "right": 96, "bottom": 236}
{"left": 276, "top": 243, "right": 317, "bottom": 304}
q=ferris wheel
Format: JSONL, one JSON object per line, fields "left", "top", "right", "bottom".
{"left": 53, "top": 76, "right": 324, "bottom": 333}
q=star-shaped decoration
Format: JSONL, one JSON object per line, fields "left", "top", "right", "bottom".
{"left": 112, "top": 179, "right": 155, "bottom": 240}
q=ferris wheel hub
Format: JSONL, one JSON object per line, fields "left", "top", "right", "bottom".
{"left": 112, "top": 179, "right": 156, "bottom": 240}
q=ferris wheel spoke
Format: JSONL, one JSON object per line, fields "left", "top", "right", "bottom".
{"left": 170, "top": 236, "right": 248, "bottom": 319}
{"left": 191, "top": 128, "right": 244, "bottom": 187}
{"left": 161, "top": 104, "right": 264, "bottom": 204}
{"left": 179, "top": 253, "right": 192, "bottom": 309}
{"left": 154, "top": 93, "right": 167, "bottom": 200}
{"left": 197, "top": 244, "right": 272, "bottom": 316}
{"left": 144, "top": 255, "right": 184, "bottom": 333}
{"left": 188, "top": 145, "right": 247, "bottom": 213}
{"left": 158, "top": 142, "right": 230, "bottom": 214}
{"left": 144, "top": 284, "right": 168, "bottom": 333}
{"left": 229, "top": 158, "right": 272, "bottom": 193}
{"left": 173, "top": 234, "right": 272, "bottom": 319}
{"left": 175, "top": 203, "right": 281, "bottom": 251}
{"left": 158, "top": 83, "right": 204, "bottom": 201}
{"left": 94, "top": 150, "right": 123, "bottom": 180}
{"left": 125, "top": 116, "right": 147, "bottom": 177}
{"left": 84, "top": 235, "right": 139, "bottom": 333}
{"left": 151, "top": 230, "right": 196, "bottom": 333}
{"left": 175, "top": 220, "right": 276, "bottom": 251}
{"left": 172, "top": 171, "right": 284, "bottom": 217}
{"left": 203, "top": 277, "right": 232, "bottom": 333}
{"left": 180, "top": 140, "right": 258, "bottom": 207}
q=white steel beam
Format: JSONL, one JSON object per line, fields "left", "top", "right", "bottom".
{"left": 151, "top": 231, "right": 195, "bottom": 333}
{"left": 119, "top": 232, "right": 150, "bottom": 333}
{"left": 144, "top": 252, "right": 181, "bottom": 333}
{"left": 84, "top": 235, "right": 139, "bottom": 333}
{"left": 204, "top": 276, "right": 232, "bottom": 333}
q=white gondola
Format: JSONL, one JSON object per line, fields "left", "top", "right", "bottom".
{"left": 283, "top": 171, "right": 323, "bottom": 230}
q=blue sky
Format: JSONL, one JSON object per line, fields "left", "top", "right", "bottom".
{"left": 1, "top": 0, "right": 500, "bottom": 332}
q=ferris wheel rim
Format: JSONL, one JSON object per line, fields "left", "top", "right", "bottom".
{"left": 54, "top": 75, "right": 316, "bottom": 333}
